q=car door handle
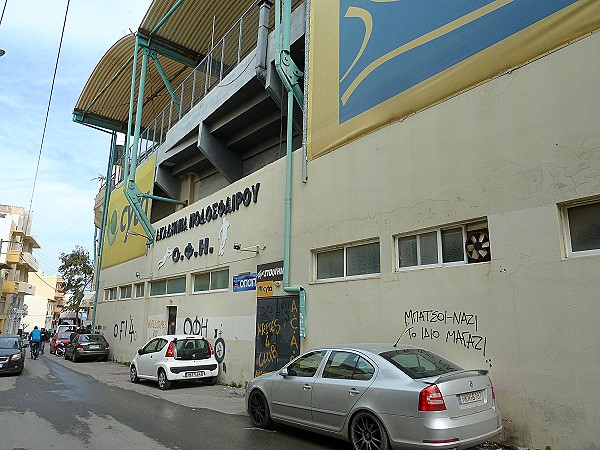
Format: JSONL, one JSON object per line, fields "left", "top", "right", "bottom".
{"left": 348, "top": 388, "right": 360, "bottom": 396}
{"left": 303, "top": 384, "right": 312, "bottom": 391}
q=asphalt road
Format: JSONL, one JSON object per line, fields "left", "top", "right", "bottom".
{"left": 0, "top": 354, "right": 347, "bottom": 450}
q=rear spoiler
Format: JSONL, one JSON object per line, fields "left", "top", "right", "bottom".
{"left": 425, "top": 369, "right": 489, "bottom": 385}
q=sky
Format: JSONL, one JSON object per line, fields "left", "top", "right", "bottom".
{"left": 0, "top": 0, "right": 151, "bottom": 276}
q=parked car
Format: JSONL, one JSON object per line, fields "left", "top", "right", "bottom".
{"left": 49, "top": 332, "right": 73, "bottom": 355}
{"left": 130, "top": 335, "right": 219, "bottom": 390}
{"left": 246, "top": 344, "right": 501, "bottom": 450}
{"left": 64, "top": 334, "right": 110, "bottom": 362}
{"left": 0, "top": 334, "right": 26, "bottom": 375}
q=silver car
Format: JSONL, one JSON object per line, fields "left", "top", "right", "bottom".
{"left": 246, "top": 344, "right": 501, "bottom": 449}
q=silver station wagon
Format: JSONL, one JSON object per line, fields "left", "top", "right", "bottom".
{"left": 246, "top": 344, "right": 501, "bottom": 449}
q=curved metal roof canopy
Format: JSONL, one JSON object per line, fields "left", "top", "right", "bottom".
{"left": 73, "top": 0, "right": 259, "bottom": 133}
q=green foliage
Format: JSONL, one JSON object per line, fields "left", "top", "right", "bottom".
{"left": 58, "top": 245, "right": 93, "bottom": 311}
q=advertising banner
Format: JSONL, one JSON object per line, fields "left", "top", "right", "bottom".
{"left": 307, "top": 0, "right": 600, "bottom": 159}
{"left": 101, "top": 154, "right": 156, "bottom": 268}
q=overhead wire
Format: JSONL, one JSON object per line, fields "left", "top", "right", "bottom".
{"left": 0, "top": 0, "right": 7, "bottom": 27}
{"left": 24, "top": 0, "right": 71, "bottom": 234}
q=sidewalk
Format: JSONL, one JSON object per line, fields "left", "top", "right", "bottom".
{"left": 45, "top": 354, "right": 247, "bottom": 415}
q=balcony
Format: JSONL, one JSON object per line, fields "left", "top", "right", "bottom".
{"left": 1, "top": 281, "right": 36, "bottom": 296}
{"left": 1, "top": 280, "right": 17, "bottom": 295}
{"left": 18, "top": 282, "right": 35, "bottom": 296}
{"left": 6, "top": 250, "right": 39, "bottom": 272}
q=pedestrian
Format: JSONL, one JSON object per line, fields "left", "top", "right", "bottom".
{"left": 40, "top": 328, "right": 49, "bottom": 354}
{"left": 84, "top": 324, "right": 92, "bottom": 334}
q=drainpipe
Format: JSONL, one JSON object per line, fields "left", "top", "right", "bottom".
{"left": 255, "top": 0, "right": 272, "bottom": 84}
{"left": 91, "top": 132, "right": 117, "bottom": 331}
{"left": 275, "top": 0, "right": 306, "bottom": 337}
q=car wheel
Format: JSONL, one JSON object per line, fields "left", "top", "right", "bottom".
{"left": 130, "top": 364, "right": 140, "bottom": 383}
{"left": 248, "top": 390, "right": 272, "bottom": 428}
{"left": 350, "top": 411, "right": 390, "bottom": 450}
{"left": 203, "top": 376, "right": 218, "bottom": 386}
{"left": 157, "top": 369, "right": 171, "bottom": 390}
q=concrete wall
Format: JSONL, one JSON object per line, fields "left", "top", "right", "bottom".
{"left": 96, "top": 31, "right": 600, "bottom": 449}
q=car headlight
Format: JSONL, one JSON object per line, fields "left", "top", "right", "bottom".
{"left": 10, "top": 354, "right": 22, "bottom": 361}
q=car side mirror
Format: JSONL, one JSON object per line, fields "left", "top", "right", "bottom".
{"left": 137, "top": 349, "right": 143, "bottom": 355}
{"left": 278, "top": 367, "right": 289, "bottom": 377}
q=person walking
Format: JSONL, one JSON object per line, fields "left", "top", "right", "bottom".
{"left": 40, "top": 328, "right": 49, "bottom": 354}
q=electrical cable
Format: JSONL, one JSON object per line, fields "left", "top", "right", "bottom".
{"left": 0, "top": 0, "right": 7, "bottom": 27}
{"left": 24, "top": 0, "right": 70, "bottom": 233}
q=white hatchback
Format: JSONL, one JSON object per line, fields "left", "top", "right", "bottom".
{"left": 130, "top": 335, "right": 219, "bottom": 390}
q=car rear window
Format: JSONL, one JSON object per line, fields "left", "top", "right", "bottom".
{"left": 380, "top": 348, "right": 461, "bottom": 379}
{"left": 174, "top": 338, "right": 211, "bottom": 360}
{"left": 79, "top": 334, "right": 107, "bottom": 343}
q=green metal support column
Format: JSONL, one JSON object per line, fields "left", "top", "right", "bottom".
{"left": 149, "top": 50, "right": 182, "bottom": 115}
{"left": 275, "top": 0, "right": 306, "bottom": 337}
{"left": 91, "top": 132, "right": 117, "bottom": 331}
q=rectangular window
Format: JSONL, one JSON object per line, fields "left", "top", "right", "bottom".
{"left": 562, "top": 200, "right": 600, "bottom": 256}
{"left": 315, "top": 241, "right": 380, "bottom": 281}
{"left": 193, "top": 268, "right": 229, "bottom": 292}
{"left": 104, "top": 287, "right": 117, "bottom": 301}
{"left": 396, "top": 220, "right": 490, "bottom": 270}
{"left": 134, "top": 283, "right": 145, "bottom": 298}
{"left": 119, "top": 285, "right": 132, "bottom": 300}
{"left": 150, "top": 277, "right": 186, "bottom": 296}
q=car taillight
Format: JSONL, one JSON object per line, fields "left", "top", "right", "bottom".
{"left": 77, "top": 345, "right": 84, "bottom": 351}
{"left": 206, "top": 339, "right": 214, "bottom": 356}
{"left": 419, "top": 384, "right": 446, "bottom": 411}
{"left": 104, "top": 343, "right": 110, "bottom": 350}
{"left": 165, "top": 341, "right": 175, "bottom": 358}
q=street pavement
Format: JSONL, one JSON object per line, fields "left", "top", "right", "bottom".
{"left": 48, "top": 352, "right": 247, "bottom": 415}
{"left": 44, "top": 353, "right": 518, "bottom": 450}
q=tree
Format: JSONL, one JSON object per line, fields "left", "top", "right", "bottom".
{"left": 59, "top": 246, "right": 93, "bottom": 312}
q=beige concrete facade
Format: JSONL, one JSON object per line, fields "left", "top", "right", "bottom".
{"left": 93, "top": 30, "right": 600, "bottom": 450}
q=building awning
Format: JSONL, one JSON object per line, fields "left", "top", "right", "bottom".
{"left": 73, "top": 0, "right": 260, "bottom": 134}
{"left": 80, "top": 291, "right": 96, "bottom": 308}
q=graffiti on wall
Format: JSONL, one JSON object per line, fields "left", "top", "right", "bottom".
{"left": 147, "top": 315, "right": 167, "bottom": 340}
{"left": 179, "top": 316, "right": 227, "bottom": 368}
{"left": 254, "top": 296, "right": 300, "bottom": 377}
{"left": 113, "top": 315, "right": 137, "bottom": 342}
{"left": 398, "top": 309, "right": 490, "bottom": 359}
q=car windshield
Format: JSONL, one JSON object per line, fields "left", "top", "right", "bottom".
{"left": 174, "top": 338, "right": 211, "bottom": 360}
{"left": 57, "top": 333, "right": 71, "bottom": 339}
{"left": 0, "top": 337, "right": 21, "bottom": 349}
{"left": 79, "top": 335, "right": 107, "bottom": 343}
{"left": 380, "top": 348, "right": 462, "bottom": 379}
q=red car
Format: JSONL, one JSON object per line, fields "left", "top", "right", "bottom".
{"left": 50, "top": 332, "right": 73, "bottom": 355}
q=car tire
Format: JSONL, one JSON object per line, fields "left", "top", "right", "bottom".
{"left": 158, "top": 369, "right": 171, "bottom": 390}
{"left": 130, "top": 364, "right": 140, "bottom": 383}
{"left": 248, "top": 390, "right": 272, "bottom": 428}
{"left": 350, "top": 411, "right": 390, "bottom": 450}
{"left": 204, "top": 376, "right": 218, "bottom": 386}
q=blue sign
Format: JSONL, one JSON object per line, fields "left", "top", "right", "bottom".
{"left": 233, "top": 273, "right": 257, "bottom": 292}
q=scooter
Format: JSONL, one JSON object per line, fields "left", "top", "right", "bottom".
{"left": 55, "top": 342, "right": 65, "bottom": 357}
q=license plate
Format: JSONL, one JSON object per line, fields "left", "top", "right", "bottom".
{"left": 184, "top": 370, "right": 205, "bottom": 378}
{"left": 460, "top": 390, "right": 484, "bottom": 404}
{"left": 89, "top": 345, "right": 100, "bottom": 349}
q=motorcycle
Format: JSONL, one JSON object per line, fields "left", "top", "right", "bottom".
{"left": 55, "top": 342, "right": 65, "bottom": 357}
